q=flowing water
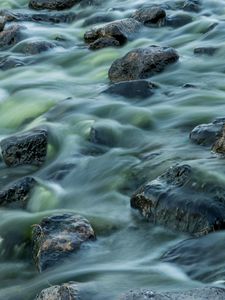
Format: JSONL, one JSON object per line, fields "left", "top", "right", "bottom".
{"left": 0, "top": 0, "right": 225, "bottom": 299}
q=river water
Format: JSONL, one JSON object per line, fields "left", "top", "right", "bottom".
{"left": 0, "top": 0, "right": 225, "bottom": 299}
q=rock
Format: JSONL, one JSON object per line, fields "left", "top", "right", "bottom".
{"left": 108, "top": 46, "right": 179, "bottom": 83}
{"left": 183, "top": 83, "right": 197, "bottom": 88}
{"left": 0, "top": 16, "right": 6, "bottom": 32}
{"left": 194, "top": 47, "right": 218, "bottom": 56}
{"left": 104, "top": 80, "right": 156, "bottom": 99}
{"left": 17, "top": 40, "right": 56, "bottom": 55}
{"left": 120, "top": 287, "right": 225, "bottom": 300}
{"left": 0, "top": 128, "right": 48, "bottom": 167}
{"left": 32, "top": 213, "right": 96, "bottom": 271}
{"left": 0, "top": 177, "right": 36, "bottom": 208}
{"left": 130, "top": 164, "right": 225, "bottom": 236}
{"left": 183, "top": 0, "right": 201, "bottom": 13}
{"left": 190, "top": 118, "right": 225, "bottom": 146}
{"left": 162, "top": 231, "right": 225, "bottom": 282}
{"left": 83, "top": 13, "right": 116, "bottom": 27}
{"left": 0, "top": 25, "right": 24, "bottom": 50}
{"left": 166, "top": 13, "right": 192, "bottom": 28}
{"left": 45, "top": 162, "right": 76, "bottom": 181}
{"left": 132, "top": 6, "right": 166, "bottom": 25}
{"left": 84, "top": 18, "right": 141, "bottom": 49}
{"left": 0, "top": 56, "right": 26, "bottom": 70}
{"left": 0, "top": 9, "right": 77, "bottom": 24}
{"left": 36, "top": 282, "right": 79, "bottom": 300}
{"left": 88, "top": 36, "right": 120, "bottom": 50}
{"left": 29, "top": 0, "right": 82, "bottom": 10}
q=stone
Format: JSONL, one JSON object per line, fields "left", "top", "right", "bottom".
{"left": 32, "top": 213, "right": 96, "bottom": 271}
{"left": 84, "top": 18, "right": 141, "bottom": 49}
{"left": 194, "top": 47, "right": 218, "bottom": 56}
{"left": 0, "top": 25, "right": 24, "bottom": 50}
{"left": 190, "top": 118, "right": 225, "bottom": 146}
{"left": 0, "top": 56, "right": 26, "bottom": 70}
{"left": 183, "top": 0, "right": 201, "bottom": 13}
{"left": 29, "top": 0, "right": 82, "bottom": 10}
{"left": 132, "top": 6, "right": 166, "bottom": 25}
{"left": 104, "top": 80, "right": 156, "bottom": 99}
{"left": 108, "top": 46, "right": 179, "bottom": 83}
{"left": 18, "top": 40, "right": 56, "bottom": 55}
{"left": 120, "top": 287, "right": 225, "bottom": 300}
{"left": 36, "top": 282, "right": 79, "bottom": 300}
{"left": 0, "top": 177, "right": 36, "bottom": 208}
{"left": 166, "top": 13, "right": 192, "bottom": 28}
{"left": 0, "top": 128, "right": 48, "bottom": 167}
{"left": 88, "top": 36, "right": 120, "bottom": 50}
{"left": 131, "top": 164, "right": 225, "bottom": 236}
{"left": 0, "top": 16, "right": 6, "bottom": 32}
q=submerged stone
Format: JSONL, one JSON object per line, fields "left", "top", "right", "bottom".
{"left": 88, "top": 36, "right": 120, "bottom": 50}
{"left": 29, "top": 0, "right": 82, "bottom": 10}
{"left": 132, "top": 6, "right": 166, "bottom": 25}
{"left": 0, "top": 56, "right": 26, "bottom": 70}
{"left": 120, "top": 287, "right": 225, "bottom": 300}
{"left": 108, "top": 46, "right": 179, "bottom": 83}
{"left": 0, "top": 177, "right": 36, "bottom": 208}
{"left": 0, "top": 16, "right": 6, "bottom": 32}
{"left": 0, "top": 25, "right": 24, "bottom": 50}
{"left": 183, "top": 0, "right": 201, "bottom": 13}
{"left": 18, "top": 40, "right": 56, "bottom": 55}
{"left": 32, "top": 213, "right": 96, "bottom": 271}
{"left": 84, "top": 18, "right": 141, "bottom": 49}
{"left": 166, "top": 13, "right": 192, "bottom": 28}
{"left": 131, "top": 164, "right": 225, "bottom": 236}
{"left": 194, "top": 47, "right": 218, "bottom": 56}
{"left": 36, "top": 282, "right": 79, "bottom": 300}
{"left": 104, "top": 80, "right": 156, "bottom": 99}
{"left": 0, "top": 128, "right": 48, "bottom": 167}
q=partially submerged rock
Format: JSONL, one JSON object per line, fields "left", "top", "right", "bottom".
{"left": 120, "top": 287, "right": 225, "bottom": 300}
{"left": 0, "top": 16, "right": 6, "bottom": 32}
{"left": 166, "top": 13, "right": 192, "bottom": 28}
{"left": 194, "top": 47, "right": 218, "bottom": 56}
{"left": 84, "top": 18, "right": 141, "bottom": 49}
{"left": 0, "top": 56, "right": 26, "bottom": 70}
{"left": 32, "top": 213, "right": 96, "bottom": 271}
{"left": 89, "top": 36, "right": 120, "bottom": 50}
{"left": 0, "top": 128, "right": 48, "bottom": 167}
{"left": 132, "top": 6, "right": 166, "bottom": 25}
{"left": 162, "top": 231, "right": 225, "bottom": 282}
{"left": 0, "top": 176, "right": 36, "bottom": 208}
{"left": 183, "top": 0, "right": 201, "bottom": 13}
{"left": 190, "top": 118, "right": 225, "bottom": 146}
{"left": 0, "top": 25, "right": 24, "bottom": 50}
{"left": 104, "top": 80, "right": 156, "bottom": 99}
{"left": 131, "top": 164, "right": 225, "bottom": 236}
{"left": 108, "top": 46, "right": 179, "bottom": 83}
{"left": 29, "top": 0, "right": 82, "bottom": 10}
{"left": 17, "top": 40, "right": 56, "bottom": 55}
{"left": 36, "top": 282, "right": 79, "bottom": 300}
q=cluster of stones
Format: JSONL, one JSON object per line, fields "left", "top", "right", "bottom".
{"left": 1, "top": 0, "right": 225, "bottom": 299}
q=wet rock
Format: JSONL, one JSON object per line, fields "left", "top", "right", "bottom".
{"left": 89, "top": 124, "right": 120, "bottom": 147}
{"left": 0, "top": 128, "right": 48, "bottom": 167}
{"left": 120, "top": 287, "right": 225, "bottom": 300}
{"left": 0, "top": 9, "right": 77, "bottom": 24}
{"left": 183, "top": 83, "right": 197, "bottom": 88}
{"left": 84, "top": 18, "right": 141, "bottom": 49}
{"left": 131, "top": 164, "right": 225, "bottom": 236}
{"left": 89, "top": 36, "right": 120, "bottom": 50}
{"left": 0, "top": 25, "right": 24, "bottom": 50}
{"left": 104, "top": 80, "right": 156, "bottom": 99}
{"left": 17, "top": 40, "right": 56, "bottom": 55}
{"left": 36, "top": 282, "right": 79, "bottom": 300}
{"left": 0, "top": 16, "right": 6, "bottom": 32}
{"left": 108, "top": 46, "right": 179, "bottom": 83}
{"left": 45, "top": 162, "right": 76, "bottom": 181}
{"left": 132, "top": 6, "right": 166, "bottom": 25}
{"left": 183, "top": 0, "right": 201, "bottom": 13}
{"left": 194, "top": 47, "right": 218, "bottom": 56}
{"left": 166, "top": 13, "right": 192, "bottom": 28}
{"left": 0, "top": 177, "right": 36, "bottom": 208}
{"left": 29, "top": 0, "right": 82, "bottom": 10}
{"left": 0, "top": 56, "right": 26, "bottom": 70}
{"left": 162, "top": 231, "right": 225, "bottom": 282}
{"left": 190, "top": 118, "right": 225, "bottom": 146}
{"left": 32, "top": 213, "right": 96, "bottom": 271}
{"left": 83, "top": 13, "right": 116, "bottom": 27}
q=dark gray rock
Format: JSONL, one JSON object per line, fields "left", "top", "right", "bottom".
{"left": 166, "top": 13, "right": 192, "bottom": 27}
{"left": 190, "top": 118, "right": 225, "bottom": 146}
{"left": 32, "top": 213, "right": 96, "bottom": 271}
{"left": 104, "top": 80, "right": 156, "bottom": 99}
{"left": 0, "top": 56, "right": 26, "bottom": 70}
{"left": 84, "top": 18, "right": 141, "bottom": 49}
{"left": 132, "top": 6, "right": 166, "bottom": 25}
{"left": 0, "top": 9, "right": 77, "bottom": 23}
{"left": 131, "top": 164, "right": 225, "bottom": 236}
{"left": 108, "top": 46, "right": 179, "bottom": 83}
{"left": 17, "top": 40, "right": 56, "bottom": 55}
{"left": 183, "top": 0, "right": 201, "bottom": 13}
{"left": 36, "top": 282, "right": 79, "bottom": 300}
{"left": 120, "top": 287, "right": 225, "bottom": 300}
{"left": 194, "top": 47, "right": 218, "bottom": 56}
{"left": 183, "top": 83, "right": 197, "bottom": 88}
{"left": 89, "top": 36, "right": 120, "bottom": 50}
{"left": 0, "top": 25, "right": 25, "bottom": 50}
{"left": 162, "top": 231, "right": 225, "bottom": 282}
{"left": 29, "top": 0, "right": 82, "bottom": 10}
{"left": 0, "top": 128, "right": 48, "bottom": 167}
{"left": 0, "top": 16, "right": 6, "bottom": 32}
{"left": 0, "top": 177, "right": 36, "bottom": 208}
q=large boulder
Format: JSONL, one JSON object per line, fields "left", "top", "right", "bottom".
{"left": 108, "top": 46, "right": 179, "bottom": 83}
{"left": 32, "top": 213, "right": 96, "bottom": 271}
{"left": 36, "top": 282, "right": 79, "bottom": 300}
{"left": 120, "top": 287, "right": 225, "bottom": 300}
{"left": 131, "top": 164, "right": 225, "bottom": 236}
{"left": 0, "top": 128, "right": 48, "bottom": 167}
{"left": 84, "top": 18, "right": 141, "bottom": 50}
{"left": 29, "top": 0, "right": 82, "bottom": 10}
